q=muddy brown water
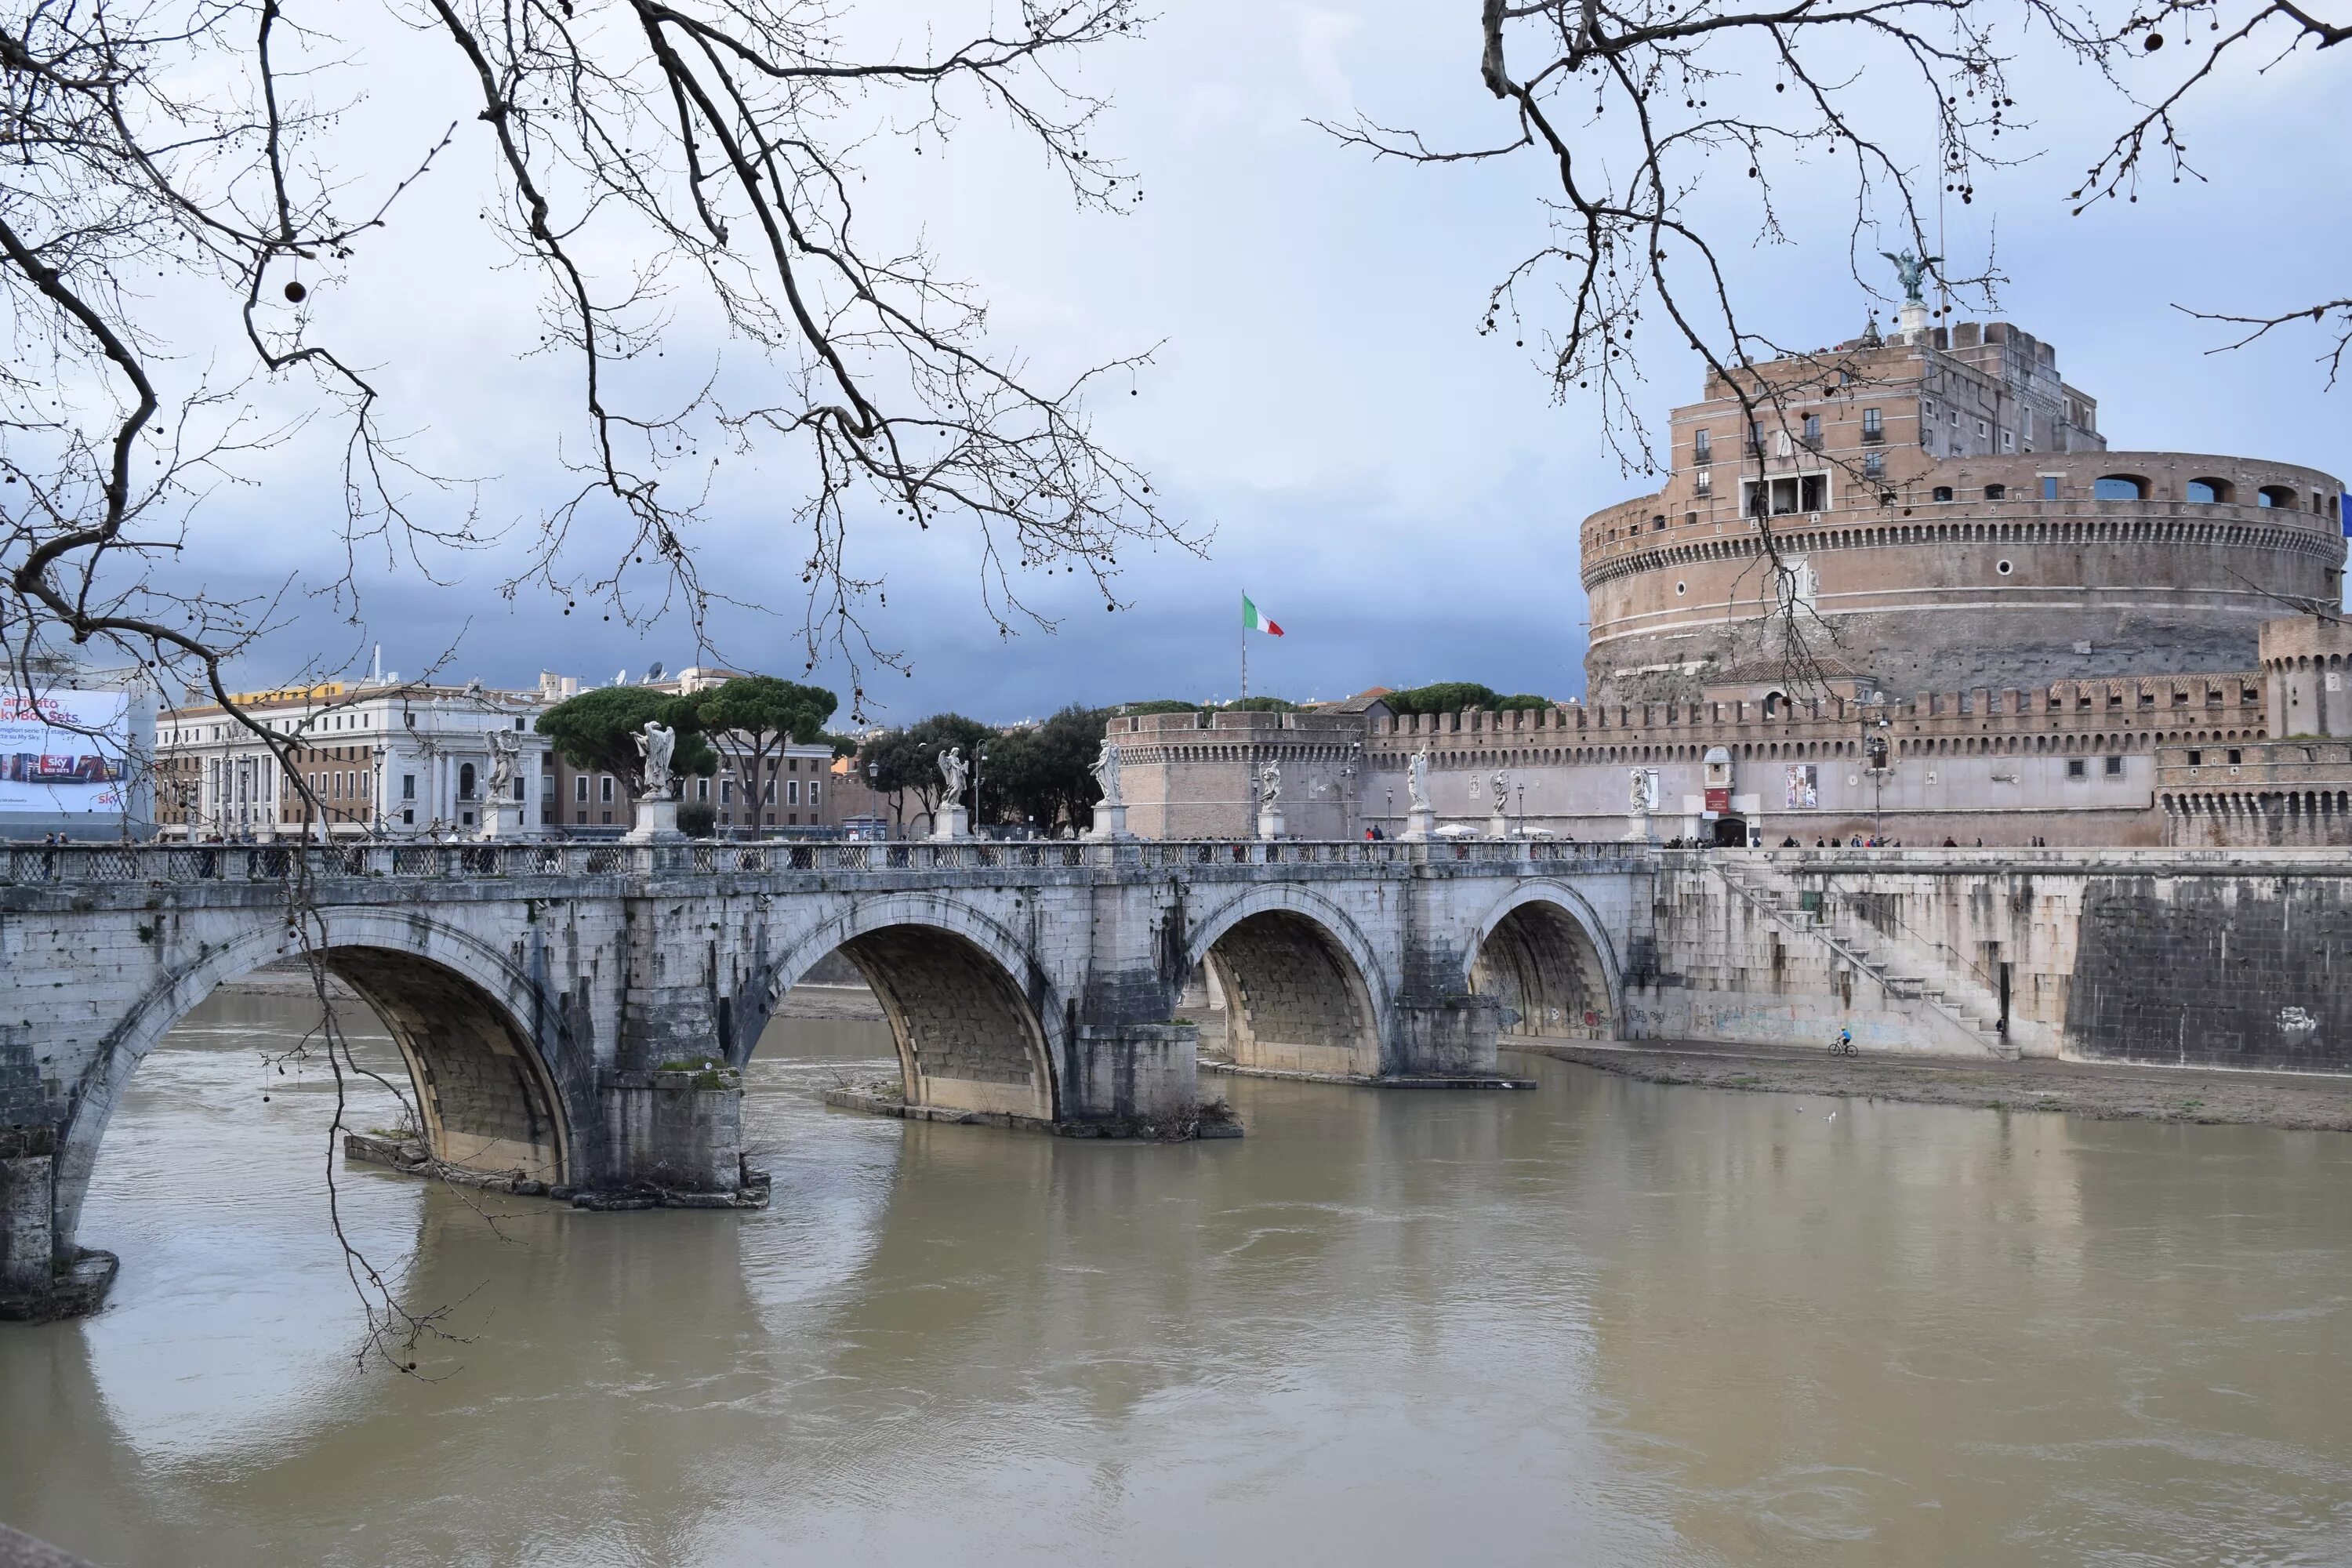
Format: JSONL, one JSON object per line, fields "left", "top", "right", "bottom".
{"left": 3, "top": 989, "right": 2349, "bottom": 1566}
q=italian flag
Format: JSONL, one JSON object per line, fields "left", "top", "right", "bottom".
{"left": 1242, "top": 593, "right": 1284, "bottom": 637}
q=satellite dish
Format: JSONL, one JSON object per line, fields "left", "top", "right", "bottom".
{"left": 615, "top": 669, "right": 629, "bottom": 687}
{"left": 644, "top": 661, "right": 666, "bottom": 684}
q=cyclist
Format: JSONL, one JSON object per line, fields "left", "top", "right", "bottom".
{"left": 1834, "top": 1027, "right": 1853, "bottom": 1056}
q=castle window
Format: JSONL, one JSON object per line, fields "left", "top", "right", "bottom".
{"left": 1864, "top": 452, "right": 1885, "bottom": 479}
{"left": 2041, "top": 476, "right": 2060, "bottom": 499}
{"left": 1861, "top": 408, "right": 1883, "bottom": 441}
{"left": 1997, "top": 560, "right": 2014, "bottom": 575}
{"left": 2187, "top": 750, "right": 2203, "bottom": 766}
{"left": 2000, "top": 429, "right": 2014, "bottom": 452}
{"left": 2228, "top": 750, "right": 2243, "bottom": 765}
{"left": 2257, "top": 485, "right": 2296, "bottom": 509}
{"left": 1985, "top": 484, "right": 2006, "bottom": 500}
{"left": 1653, "top": 515, "right": 1667, "bottom": 532}
{"left": 1802, "top": 413, "right": 1820, "bottom": 445}
{"left": 1693, "top": 429, "right": 1711, "bottom": 463}
{"left": 2105, "top": 755, "right": 2125, "bottom": 776}
{"left": 2187, "top": 478, "right": 2230, "bottom": 503}
{"left": 1933, "top": 486, "right": 1954, "bottom": 503}
{"left": 2067, "top": 758, "right": 2087, "bottom": 779}
{"left": 2094, "top": 475, "right": 2147, "bottom": 500}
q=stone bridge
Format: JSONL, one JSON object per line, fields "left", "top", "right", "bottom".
{"left": 0, "top": 837, "right": 1649, "bottom": 1317}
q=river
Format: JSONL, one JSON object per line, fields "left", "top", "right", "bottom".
{"left": 3, "top": 989, "right": 2348, "bottom": 1566}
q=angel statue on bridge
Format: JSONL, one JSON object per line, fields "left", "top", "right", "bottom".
{"left": 1259, "top": 760, "right": 1282, "bottom": 809}
{"left": 485, "top": 728, "right": 521, "bottom": 800}
{"left": 1091, "top": 735, "right": 1123, "bottom": 807}
{"left": 938, "top": 746, "right": 970, "bottom": 805}
{"left": 635, "top": 721, "right": 676, "bottom": 798}
{"left": 1407, "top": 748, "right": 1432, "bottom": 814}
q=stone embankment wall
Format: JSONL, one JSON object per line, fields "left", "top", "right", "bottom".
{"left": 1634, "top": 848, "right": 2352, "bottom": 1072}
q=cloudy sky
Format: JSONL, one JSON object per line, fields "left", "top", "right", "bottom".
{"left": 182, "top": 1, "right": 2350, "bottom": 723}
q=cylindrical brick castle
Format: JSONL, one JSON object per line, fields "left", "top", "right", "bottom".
{"left": 1582, "top": 318, "right": 2346, "bottom": 700}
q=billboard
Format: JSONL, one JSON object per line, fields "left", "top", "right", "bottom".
{"left": 0, "top": 688, "right": 132, "bottom": 815}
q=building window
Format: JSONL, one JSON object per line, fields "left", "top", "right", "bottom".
{"left": 1985, "top": 485, "right": 2006, "bottom": 501}
{"left": 1695, "top": 470, "right": 1711, "bottom": 496}
{"left": 1933, "top": 486, "right": 1954, "bottom": 503}
{"left": 1977, "top": 419, "right": 1989, "bottom": 439}
{"left": 458, "top": 763, "right": 476, "bottom": 799}
{"left": 2094, "top": 474, "right": 2148, "bottom": 500}
{"left": 1864, "top": 452, "right": 1885, "bottom": 479}
{"left": 787, "top": 779, "right": 800, "bottom": 804}
{"left": 808, "top": 782, "right": 819, "bottom": 807}
{"left": 401, "top": 809, "right": 414, "bottom": 826}
{"left": 2041, "top": 476, "right": 2060, "bottom": 499}
{"left": 2067, "top": 758, "right": 2087, "bottom": 779}
{"left": 2257, "top": 485, "right": 2296, "bottom": 509}
{"left": 512, "top": 776, "right": 525, "bottom": 801}
{"left": 2187, "top": 478, "right": 2229, "bottom": 503}
{"left": 1997, "top": 560, "right": 2014, "bottom": 575}
{"left": 1693, "top": 429, "right": 1711, "bottom": 463}
{"left": 2227, "top": 749, "right": 2243, "bottom": 765}
{"left": 2000, "top": 429, "right": 2014, "bottom": 452}
{"left": 1652, "top": 515, "right": 1666, "bottom": 532}
{"left": 575, "top": 775, "right": 588, "bottom": 803}
{"left": 1861, "top": 408, "right": 1882, "bottom": 439}
{"left": 2104, "top": 755, "right": 2124, "bottom": 776}
{"left": 402, "top": 773, "right": 417, "bottom": 800}
{"left": 599, "top": 776, "right": 614, "bottom": 803}
{"left": 601, "top": 811, "right": 612, "bottom": 825}
{"left": 696, "top": 777, "right": 710, "bottom": 802}
{"left": 2187, "top": 750, "right": 2203, "bottom": 766}
{"left": 1801, "top": 413, "right": 1820, "bottom": 444}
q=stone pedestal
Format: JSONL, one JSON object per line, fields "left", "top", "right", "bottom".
{"left": 931, "top": 804, "right": 969, "bottom": 841}
{"left": 1403, "top": 806, "right": 1436, "bottom": 841}
{"left": 1899, "top": 299, "right": 1930, "bottom": 341}
{"left": 624, "top": 795, "right": 684, "bottom": 843}
{"left": 481, "top": 800, "right": 515, "bottom": 840}
{"left": 1086, "top": 803, "right": 1130, "bottom": 840}
{"left": 1256, "top": 806, "right": 1286, "bottom": 841}
{"left": 1488, "top": 811, "right": 1511, "bottom": 840}
{"left": 1624, "top": 810, "right": 1653, "bottom": 844}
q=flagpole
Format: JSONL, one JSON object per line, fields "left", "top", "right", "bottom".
{"left": 1240, "top": 591, "right": 1249, "bottom": 701}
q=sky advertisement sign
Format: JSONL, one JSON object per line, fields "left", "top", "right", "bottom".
{"left": 0, "top": 688, "right": 132, "bottom": 815}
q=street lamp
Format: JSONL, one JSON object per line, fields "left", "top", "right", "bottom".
{"left": 372, "top": 742, "right": 388, "bottom": 837}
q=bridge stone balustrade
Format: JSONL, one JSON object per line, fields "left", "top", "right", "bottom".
{"left": 0, "top": 838, "right": 1647, "bottom": 1319}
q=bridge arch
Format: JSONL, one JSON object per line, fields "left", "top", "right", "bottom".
{"left": 755, "top": 893, "right": 1063, "bottom": 1122}
{"left": 56, "top": 907, "right": 583, "bottom": 1249}
{"left": 1182, "top": 884, "right": 1390, "bottom": 1077}
{"left": 1462, "top": 880, "right": 1624, "bottom": 1043}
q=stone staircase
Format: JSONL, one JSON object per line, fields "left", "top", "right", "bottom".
{"left": 1711, "top": 859, "right": 2016, "bottom": 1058}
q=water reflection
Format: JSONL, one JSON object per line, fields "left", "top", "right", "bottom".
{"left": 2, "top": 996, "right": 2349, "bottom": 1566}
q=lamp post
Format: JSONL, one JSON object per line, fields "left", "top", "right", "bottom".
{"left": 1517, "top": 782, "right": 1526, "bottom": 837}
{"left": 372, "top": 743, "right": 388, "bottom": 837}
{"left": 974, "top": 743, "right": 989, "bottom": 836}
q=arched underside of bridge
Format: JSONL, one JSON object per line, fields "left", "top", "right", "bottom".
{"left": 1470, "top": 898, "right": 1617, "bottom": 1042}
{"left": 56, "top": 921, "right": 574, "bottom": 1250}
{"left": 829, "top": 926, "right": 1057, "bottom": 1122}
{"left": 1202, "top": 910, "right": 1381, "bottom": 1078}
{"left": 325, "top": 949, "right": 572, "bottom": 1183}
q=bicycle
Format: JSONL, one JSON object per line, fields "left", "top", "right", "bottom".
{"left": 1828, "top": 1030, "right": 1857, "bottom": 1057}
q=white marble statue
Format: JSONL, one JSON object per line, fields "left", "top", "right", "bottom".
{"left": 635, "top": 720, "right": 677, "bottom": 798}
{"left": 938, "top": 745, "right": 969, "bottom": 804}
{"left": 1406, "top": 749, "right": 1431, "bottom": 813}
{"left": 1259, "top": 760, "right": 1282, "bottom": 809}
{"left": 1628, "top": 767, "right": 1651, "bottom": 813}
{"left": 1492, "top": 768, "right": 1510, "bottom": 814}
{"left": 1091, "top": 735, "right": 1123, "bottom": 806}
{"left": 485, "top": 729, "right": 520, "bottom": 798}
